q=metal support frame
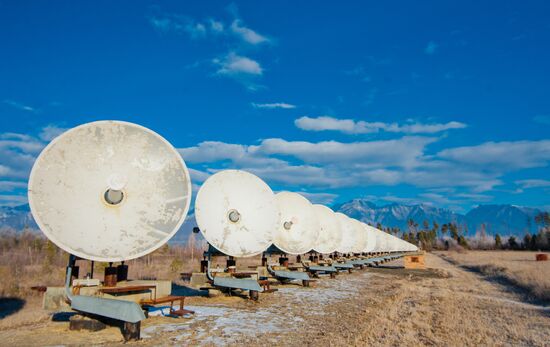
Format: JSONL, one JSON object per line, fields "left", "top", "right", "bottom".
{"left": 204, "top": 247, "right": 262, "bottom": 300}
{"left": 64, "top": 255, "right": 146, "bottom": 341}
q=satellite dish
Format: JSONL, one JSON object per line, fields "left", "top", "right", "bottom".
{"left": 195, "top": 170, "right": 278, "bottom": 257}
{"left": 334, "top": 213, "right": 355, "bottom": 254}
{"left": 273, "top": 192, "right": 319, "bottom": 255}
{"left": 372, "top": 228, "right": 386, "bottom": 252}
{"left": 362, "top": 224, "right": 377, "bottom": 253}
{"left": 28, "top": 120, "right": 192, "bottom": 262}
{"left": 350, "top": 219, "right": 367, "bottom": 253}
{"left": 312, "top": 205, "right": 342, "bottom": 254}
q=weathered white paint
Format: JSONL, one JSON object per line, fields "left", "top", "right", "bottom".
{"left": 273, "top": 192, "right": 319, "bottom": 255}
{"left": 28, "top": 121, "right": 192, "bottom": 262}
{"left": 312, "top": 205, "right": 342, "bottom": 254}
{"left": 334, "top": 213, "right": 356, "bottom": 254}
{"left": 362, "top": 224, "right": 378, "bottom": 253}
{"left": 348, "top": 219, "right": 366, "bottom": 253}
{"left": 195, "top": 170, "right": 279, "bottom": 258}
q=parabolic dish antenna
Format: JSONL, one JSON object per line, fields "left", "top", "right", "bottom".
{"left": 350, "top": 219, "right": 367, "bottom": 253}
{"left": 195, "top": 170, "right": 279, "bottom": 258}
{"left": 335, "top": 213, "right": 356, "bottom": 254}
{"left": 362, "top": 224, "right": 377, "bottom": 253}
{"left": 28, "top": 120, "right": 192, "bottom": 262}
{"left": 372, "top": 228, "right": 386, "bottom": 252}
{"left": 273, "top": 192, "right": 319, "bottom": 255}
{"left": 312, "top": 204, "right": 342, "bottom": 254}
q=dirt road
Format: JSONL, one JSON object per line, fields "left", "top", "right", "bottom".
{"left": 1, "top": 253, "right": 549, "bottom": 346}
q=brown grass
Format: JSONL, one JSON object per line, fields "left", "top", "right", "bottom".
{"left": 0, "top": 232, "right": 208, "bottom": 299}
{"left": 436, "top": 250, "right": 550, "bottom": 302}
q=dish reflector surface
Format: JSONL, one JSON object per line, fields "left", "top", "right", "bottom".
{"left": 195, "top": 170, "right": 278, "bottom": 257}
{"left": 335, "top": 213, "right": 355, "bottom": 253}
{"left": 350, "top": 219, "right": 367, "bottom": 253}
{"left": 28, "top": 121, "right": 192, "bottom": 262}
{"left": 273, "top": 192, "right": 319, "bottom": 255}
{"left": 312, "top": 205, "right": 342, "bottom": 254}
{"left": 363, "top": 224, "right": 377, "bottom": 252}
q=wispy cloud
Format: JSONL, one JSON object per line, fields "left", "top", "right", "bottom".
{"left": 230, "top": 19, "right": 270, "bottom": 45}
{"left": 294, "top": 191, "right": 338, "bottom": 205}
{"left": 437, "top": 140, "right": 550, "bottom": 171}
{"left": 0, "top": 180, "right": 27, "bottom": 192}
{"left": 294, "top": 116, "right": 467, "bottom": 134}
{"left": 148, "top": 6, "right": 272, "bottom": 91}
{"left": 149, "top": 8, "right": 270, "bottom": 45}
{"left": 251, "top": 102, "right": 295, "bottom": 109}
{"left": 425, "top": 41, "right": 438, "bottom": 55}
{"left": 515, "top": 179, "right": 550, "bottom": 189}
{"left": 214, "top": 52, "right": 263, "bottom": 75}
{"left": 39, "top": 125, "right": 67, "bottom": 141}
{"left": 3, "top": 99, "right": 36, "bottom": 112}
{"left": 213, "top": 52, "right": 264, "bottom": 90}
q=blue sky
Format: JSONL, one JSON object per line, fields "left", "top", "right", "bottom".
{"left": 1, "top": 1, "right": 549, "bottom": 212}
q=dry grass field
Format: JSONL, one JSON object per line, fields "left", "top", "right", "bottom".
{"left": 1, "top": 251, "right": 549, "bottom": 346}
{"left": 436, "top": 250, "right": 550, "bottom": 302}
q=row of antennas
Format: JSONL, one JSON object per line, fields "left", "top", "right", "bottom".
{"left": 29, "top": 120, "right": 417, "bottom": 264}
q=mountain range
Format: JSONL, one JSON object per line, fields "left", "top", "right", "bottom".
{"left": 334, "top": 199, "right": 543, "bottom": 237}
{"left": 0, "top": 200, "right": 545, "bottom": 242}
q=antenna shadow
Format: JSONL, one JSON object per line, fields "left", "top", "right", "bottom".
{"left": 0, "top": 297, "right": 25, "bottom": 320}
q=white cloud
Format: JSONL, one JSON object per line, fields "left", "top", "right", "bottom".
{"left": 174, "top": 136, "right": 550, "bottom": 205}
{"left": 0, "top": 194, "right": 28, "bottom": 207}
{"left": 0, "top": 180, "right": 26, "bottom": 192}
{"left": 295, "top": 116, "right": 362, "bottom": 133}
{"left": 209, "top": 19, "right": 224, "bottom": 33}
{"left": 39, "top": 125, "right": 67, "bottom": 141}
{"left": 185, "top": 21, "right": 207, "bottom": 38}
{"left": 188, "top": 168, "right": 210, "bottom": 183}
{"left": 214, "top": 52, "right": 263, "bottom": 76}
{"left": 3, "top": 99, "right": 36, "bottom": 112}
{"left": 437, "top": 140, "right": 550, "bottom": 170}
{"left": 230, "top": 19, "right": 269, "bottom": 45}
{"left": 0, "top": 126, "right": 65, "bottom": 182}
{"left": 295, "top": 116, "right": 466, "bottom": 134}
{"left": 251, "top": 102, "right": 296, "bottom": 109}
{"left": 425, "top": 41, "right": 438, "bottom": 55}
{"left": 149, "top": 11, "right": 270, "bottom": 46}
{"left": 292, "top": 191, "right": 338, "bottom": 205}
{"left": 255, "top": 137, "right": 435, "bottom": 168}
{"left": 515, "top": 179, "right": 550, "bottom": 189}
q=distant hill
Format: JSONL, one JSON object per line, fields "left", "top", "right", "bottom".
{"left": 465, "top": 204, "right": 540, "bottom": 236}
{"left": 1, "top": 200, "right": 544, "bottom": 241}
{"left": 334, "top": 199, "right": 542, "bottom": 237}
{"left": 0, "top": 204, "right": 38, "bottom": 232}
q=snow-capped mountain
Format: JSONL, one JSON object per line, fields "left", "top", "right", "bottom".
{"left": 1, "top": 200, "right": 545, "bottom": 239}
{"left": 334, "top": 199, "right": 543, "bottom": 236}
{"left": 0, "top": 204, "right": 38, "bottom": 232}
{"left": 334, "top": 199, "right": 466, "bottom": 232}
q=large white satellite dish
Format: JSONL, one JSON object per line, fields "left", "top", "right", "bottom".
{"left": 334, "top": 213, "right": 355, "bottom": 254}
{"left": 362, "top": 224, "right": 377, "bottom": 253}
{"left": 28, "top": 120, "right": 192, "bottom": 262}
{"left": 273, "top": 192, "right": 319, "bottom": 255}
{"left": 372, "top": 228, "right": 386, "bottom": 252}
{"left": 195, "top": 170, "right": 279, "bottom": 258}
{"left": 312, "top": 204, "right": 342, "bottom": 254}
{"left": 350, "top": 219, "right": 367, "bottom": 253}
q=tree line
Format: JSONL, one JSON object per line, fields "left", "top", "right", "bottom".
{"left": 378, "top": 212, "right": 550, "bottom": 251}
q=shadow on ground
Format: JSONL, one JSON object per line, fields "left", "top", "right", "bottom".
{"left": 171, "top": 283, "right": 208, "bottom": 297}
{"left": 436, "top": 254, "right": 550, "bottom": 311}
{"left": 0, "top": 298, "right": 25, "bottom": 320}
